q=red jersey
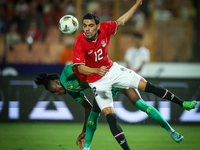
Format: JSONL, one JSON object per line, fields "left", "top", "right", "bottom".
{"left": 73, "top": 21, "right": 118, "bottom": 83}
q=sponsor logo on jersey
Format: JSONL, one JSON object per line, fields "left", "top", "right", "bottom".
{"left": 76, "top": 58, "right": 80, "bottom": 61}
{"left": 102, "top": 40, "right": 106, "bottom": 47}
{"left": 65, "top": 85, "right": 73, "bottom": 89}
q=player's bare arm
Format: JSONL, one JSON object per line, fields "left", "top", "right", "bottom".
{"left": 77, "top": 65, "right": 109, "bottom": 76}
{"left": 116, "top": 0, "right": 142, "bottom": 26}
{"left": 76, "top": 97, "right": 92, "bottom": 149}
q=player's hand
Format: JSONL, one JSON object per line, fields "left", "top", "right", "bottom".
{"left": 76, "top": 132, "right": 85, "bottom": 149}
{"left": 97, "top": 66, "right": 109, "bottom": 76}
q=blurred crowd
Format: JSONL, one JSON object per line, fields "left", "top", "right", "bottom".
{"left": 0, "top": 0, "right": 75, "bottom": 44}
{"left": 0, "top": 0, "right": 198, "bottom": 64}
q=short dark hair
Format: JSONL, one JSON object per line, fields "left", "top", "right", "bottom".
{"left": 132, "top": 32, "right": 143, "bottom": 39}
{"left": 83, "top": 12, "right": 100, "bottom": 25}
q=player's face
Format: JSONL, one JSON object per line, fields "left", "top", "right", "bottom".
{"left": 49, "top": 80, "right": 66, "bottom": 95}
{"left": 83, "top": 19, "right": 100, "bottom": 41}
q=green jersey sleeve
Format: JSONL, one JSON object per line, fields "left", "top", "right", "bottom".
{"left": 59, "top": 63, "right": 90, "bottom": 103}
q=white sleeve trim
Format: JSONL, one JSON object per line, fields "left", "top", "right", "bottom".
{"left": 114, "top": 21, "right": 118, "bottom": 35}
{"left": 73, "top": 63, "right": 85, "bottom": 66}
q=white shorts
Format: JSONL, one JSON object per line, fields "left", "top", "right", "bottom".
{"left": 89, "top": 62, "right": 142, "bottom": 110}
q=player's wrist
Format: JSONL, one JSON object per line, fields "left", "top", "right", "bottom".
{"left": 94, "top": 68, "right": 98, "bottom": 74}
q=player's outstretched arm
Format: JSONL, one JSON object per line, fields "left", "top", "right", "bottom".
{"left": 116, "top": 0, "right": 142, "bottom": 26}
{"left": 76, "top": 97, "right": 92, "bottom": 148}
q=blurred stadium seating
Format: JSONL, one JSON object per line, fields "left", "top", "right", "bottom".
{"left": 0, "top": 0, "right": 199, "bottom": 64}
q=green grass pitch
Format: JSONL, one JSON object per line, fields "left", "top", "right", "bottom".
{"left": 0, "top": 123, "right": 199, "bottom": 150}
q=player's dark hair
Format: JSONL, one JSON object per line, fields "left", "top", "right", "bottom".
{"left": 132, "top": 32, "right": 143, "bottom": 39}
{"left": 35, "top": 73, "right": 59, "bottom": 90}
{"left": 83, "top": 12, "right": 100, "bottom": 25}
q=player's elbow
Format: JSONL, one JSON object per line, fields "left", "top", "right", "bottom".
{"left": 116, "top": 20, "right": 125, "bottom": 26}
{"left": 77, "top": 65, "right": 89, "bottom": 75}
{"left": 77, "top": 65, "right": 85, "bottom": 74}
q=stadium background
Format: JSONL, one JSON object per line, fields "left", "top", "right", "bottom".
{"left": 0, "top": 0, "right": 200, "bottom": 149}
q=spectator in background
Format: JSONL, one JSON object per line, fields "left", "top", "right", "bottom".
{"left": 14, "top": 0, "right": 29, "bottom": 38}
{"left": 100, "top": 2, "right": 113, "bottom": 22}
{"left": 15, "top": 0, "right": 29, "bottom": 15}
{"left": 6, "top": 23, "right": 21, "bottom": 51}
{"left": 131, "top": 10, "right": 146, "bottom": 30}
{"left": 42, "top": 0, "right": 62, "bottom": 29}
{"left": 27, "top": 0, "right": 45, "bottom": 38}
{"left": 124, "top": 32, "right": 150, "bottom": 77}
{"left": 5, "top": 2, "right": 15, "bottom": 25}
{"left": 62, "top": 0, "right": 76, "bottom": 16}
{"left": 0, "top": 5, "right": 8, "bottom": 35}
{"left": 154, "top": 0, "right": 172, "bottom": 23}
{"left": 86, "top": 1, "right": 101, "bottom": 16}
{"left": 58, "top": 37, "right": 74, "bottom": 65}
{"left": 179, "top": 0, "right": 196, "bottom": 21}
{"left": 25, "top": 19, "right": 42, "bottom": 43}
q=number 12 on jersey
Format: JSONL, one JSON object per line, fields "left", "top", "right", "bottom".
{"left": 94, "top": 49, "right": 103, "bottom": 62}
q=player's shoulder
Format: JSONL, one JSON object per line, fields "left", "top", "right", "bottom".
{"left": 99, "top": 21, "right": 117, "bottom": 35}
{"left": 74, "top": 32, "right": 86, "bottom": 45}
{"left": 60, "top": 63, "right": 73, "bottom": 77}
{"left": 64, "top": 63, "right": 73, "bottom": 70}
{"left": 100, "top": 21, "right": 117, "bottom": 27}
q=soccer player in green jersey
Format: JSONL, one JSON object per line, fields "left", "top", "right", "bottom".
{"left": 35, "top": 63, "right": 197, "bottom": 149}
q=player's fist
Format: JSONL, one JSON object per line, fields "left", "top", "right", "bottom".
{"left": 97, "top": 66, "right": 109, "bottom": 76}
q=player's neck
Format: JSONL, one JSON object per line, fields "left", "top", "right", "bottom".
{"left": 86, "top": 33, "right": 98, "bottom": 42}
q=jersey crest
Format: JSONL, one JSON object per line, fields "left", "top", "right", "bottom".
{"left": 101, "top": 40, "right": 106, "bottom": 47}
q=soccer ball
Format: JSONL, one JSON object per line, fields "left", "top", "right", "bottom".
{"left": 58, "top": 15, "right": 79, "bottom": 35}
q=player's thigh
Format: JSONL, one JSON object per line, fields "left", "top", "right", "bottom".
{"left": 95, "top": 90, "right": 114, "bottom": 111}
{"left": 111, "top": 63, "right": 142, "bottom": 89}
{"left": 121, "top": 88, "right": 142, "bottom": 105}
{"left": 89, "top": 82, "right": 113, "bottom": 111}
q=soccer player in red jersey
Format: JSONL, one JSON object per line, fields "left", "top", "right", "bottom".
{"left": 73, "top": 0, "right": 197, "bottom": 149}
